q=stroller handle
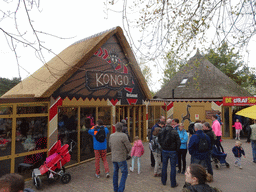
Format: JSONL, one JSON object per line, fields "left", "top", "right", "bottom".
{"left": 69, "top": 140, "right": 77, "bottom": 152}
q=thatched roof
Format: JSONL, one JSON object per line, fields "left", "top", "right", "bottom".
{"left": 154, "top": 50, "right": 252, "bottom": 99}
{"left": 2, "top": 27, "right": 152, "bottom": 100}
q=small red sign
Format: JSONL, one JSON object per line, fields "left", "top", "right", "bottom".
{"left": 223, "top": 97, "right": 256, "bottom": 106}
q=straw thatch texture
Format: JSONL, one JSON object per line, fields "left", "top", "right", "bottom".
{"left": 2, "top": 27, "right": 152, "bottom": 100}
{"left": 154, "top": 51, "right": 252, "bottom": 99}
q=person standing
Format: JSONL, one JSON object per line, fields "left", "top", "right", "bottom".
{"left": 202, "top": 122, "right": 216, "bottom": 149}
{"left": 158, "top": 118, "right": 180, "bottom": 188}
{"left": 88, "top": 119, "right": 110, "bottom": 179}
{"left": 121, "top": 119, "right": 130, "bottom": 142}
{"left": 211, "top": 115, "right": 224, "bottom": 153}
{"left": 150, "top": 116, "right": 165, "bottom": 167}
{"left": 130, "top": 136, "right": 144, "bottom": 174}
{"left": 177, "top": 123, "right": 188, "bottom": 174}
{"left": 232, "top": 119, "right": 243, "bottom": 140}
{"left": 151, "top": 126, "right": 162, "bottom": 177}
{"left": 248, "top": 119, "right": 256, "bottom": 163}
{"left": 172, "top": 119, "right": 180, "bottom": 131}
{"left": 188, "top": 123, "right": 213, "bottom": 176}
{"left": 109, "top": 122, "right": 132, "bottom": 192}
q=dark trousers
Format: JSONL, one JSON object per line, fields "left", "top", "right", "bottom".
{"left": 151, "top": 151, "right": 155, "bottom": 167}
{"left": 216, "top": 136, "right": 224, "bottom": 153}
{"left": 178, "top": 149, "right": 187, "bottom": 172}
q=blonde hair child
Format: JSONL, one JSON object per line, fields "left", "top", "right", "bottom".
{"left": 232, "top": 141, "right": 246, "bottom": 169}
{"left": 130, "top": 136, "right": 144, "bottom": 174}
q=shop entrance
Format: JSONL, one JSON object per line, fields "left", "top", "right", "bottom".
{"left": 115, "top": 105, "right": 146, "bottom": 142}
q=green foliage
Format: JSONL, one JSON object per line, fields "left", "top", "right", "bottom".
{"left": 162, "top": 51, "right": 186, "bottom": 87}
{"left": 0, "top": 77, "right": 21, "bottom": 97}
{"left": 204, "top": 42, "right": 256, "bottom": 94}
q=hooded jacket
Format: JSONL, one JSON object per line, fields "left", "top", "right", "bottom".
{"left": 131, "top": 140, "right": 144, "bottom": 157}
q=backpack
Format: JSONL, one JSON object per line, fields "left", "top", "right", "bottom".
{"left": 196, "top": 134, "right": 209, "bottom": 152}
{"left": 95, "top": 126, "right": 106, "bottom": 143}
{"left": 149, "top": 136, "right": 161, "bottom": 152}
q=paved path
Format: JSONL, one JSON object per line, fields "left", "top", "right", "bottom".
{"left": 25, "top": 139, "right": 256, "bottom": 192}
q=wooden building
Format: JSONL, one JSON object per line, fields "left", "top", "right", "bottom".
{"left": 154, "top": 50, "right": 253, "bottom": 138}
{"left": 0, "top": 27, "right": 155, "bottom": 178}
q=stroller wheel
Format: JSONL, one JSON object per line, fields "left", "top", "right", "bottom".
{"left": 61, "top": 173, "right": 71, "bottom": 184}
{"left": 33, "top": 176, "right": 42, "bottom": 189}
{"left": 226, "top": 163, "right": 230, "bottom": 168}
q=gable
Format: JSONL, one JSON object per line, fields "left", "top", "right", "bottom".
{"left": 154, "top": 53, "right": 252, "bottom": 99}
{"left": 52, "top": 35, "right": 146, "bottom": 104}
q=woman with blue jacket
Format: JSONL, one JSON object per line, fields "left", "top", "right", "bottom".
{"left": 177, "top": 123, "right": 188, "bottom": 174}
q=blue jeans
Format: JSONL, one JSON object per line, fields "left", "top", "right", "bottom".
{"left": 252, "top": 140, "right": 256, "bottom": 162}
{"left": 161, "top": 150, "right": 177, "bottom": 187}
{"left": 131, "top": 156, "right": 141, "bottom": 173}
{"left": 191, "top": 155, "right": 213, "bottom": 175}
{"left": 113, "top": 161, "right": 128, "bottom": 192}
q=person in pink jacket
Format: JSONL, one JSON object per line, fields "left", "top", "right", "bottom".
{"left": 130, "top": 136, "right": 144, "bottom": 174}
{"left": 233, "top": 119, "right": 243, "bottom": 140}
{"left": 212, "top": 115, "right": 224, "bottom": 152}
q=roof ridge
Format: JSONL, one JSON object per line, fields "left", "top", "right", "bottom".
{"left": 69, "top": 27, "right": 118, "bottom": 47}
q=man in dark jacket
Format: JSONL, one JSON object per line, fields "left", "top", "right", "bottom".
{"left": 202, "top": 122, "right": 216, "bottom": 149}
{"left": 150, "top": 116, "right": 165, "bottom": 167}
{"left": 188, "top": 123, "right": 213, "bottom": 176}
{"left": 158, "top": 118, "right": 180, "bottom": 188}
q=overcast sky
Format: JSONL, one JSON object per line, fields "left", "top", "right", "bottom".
{"left": 0, "top": 0, "right": 255, "bottom": 92}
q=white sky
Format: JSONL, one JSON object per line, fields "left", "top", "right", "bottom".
{"left": 0, "top": 0, "right": 255, "bottom": 92}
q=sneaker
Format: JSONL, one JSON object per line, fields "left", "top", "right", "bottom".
{"left": 177, "top": 170, "right": 181, "bottom": 173}
{"left": 253, "top": 160, "right": 256, "bottom": 163}
{"left": 106, "top": 173, "right": 110, "bottom": 178}
{"left": 239, "top": 166, "right": 242, "bottom": 169}
{"left": 181, "top": 171, "right": 185, "bottom": 174}
{"left": 138, "top": 171, "right": 141, "bottom": 174}
{"left": 154, "top": 173, "right": 158, "bottom": 177}
{"left": 95, "top": 174, "right": 100, "bottom": 179}
{"left": 234, "top": 163, "right": 238, "bottom": 167}
{"left": 129, "top": 167, "right": 134, "bottom": 172}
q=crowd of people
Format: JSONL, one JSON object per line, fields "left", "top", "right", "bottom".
{"left": 1, "top": 116, "right": 256, "bottom": 192}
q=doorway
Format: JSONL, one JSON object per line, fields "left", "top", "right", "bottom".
{"left": 116, "top": 105, "right": 146, "bottom": 142}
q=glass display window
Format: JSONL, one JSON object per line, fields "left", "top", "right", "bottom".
{"left": 0, "top": 118, "right": 12, "bottom": 157}
{"left": 58, "top": 107, "right": 78, "bottom": 166}
{"left": 15, "top": 117, "right": 48, "bottom": 154}
{"left": 17, "top": 103, "right": 48, "bottom": 114}
{"left": 0, "top": 105, "right": 12, "bottom": 115}
{"left": 80, "top": 107, "right": 96, "bottom": 161}
{"left": 0, "top": 159, "right": 11, "bottom": 178}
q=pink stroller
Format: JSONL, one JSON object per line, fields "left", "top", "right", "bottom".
{"left": 32, "top": 140, "right": 75, "bottom": 189}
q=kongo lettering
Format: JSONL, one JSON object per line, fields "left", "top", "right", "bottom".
{"left": 85, "top": 71, "right": 134, "bottom": 90}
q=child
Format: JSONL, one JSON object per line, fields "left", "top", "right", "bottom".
{"left": 130, "top": 136, "right": 144, "bottom": 174}
{"left": 232, "top": 141, "right": 246, "bottom": 169}
{"left": 232, "top": 119, "right": 243, "bottom": 140}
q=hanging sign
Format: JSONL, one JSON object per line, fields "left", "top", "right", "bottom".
{"left": 223, "top": 97, "right": 256, "bottom": 106}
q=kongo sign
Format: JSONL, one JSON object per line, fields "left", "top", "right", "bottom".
{"left": 223, "top": 96, "right": 256, "bottom": 106}
{"left": 85, "top": 71, "right": 134, "bottom": 91}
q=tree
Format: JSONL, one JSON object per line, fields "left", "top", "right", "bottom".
{"left": 204, "top": 42, "right": 256, "bottom": 93}
{"left": 106, "top": 0, "right": 256, "bottom": 63}
{"left": 0, "top": 77, "right": 21, "bottom": 97}
{"left": 162, "top": 51, "right": 186, "bottom": 87}
{"left": 0, "top": 0, "right": 70, "bottom": 80}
